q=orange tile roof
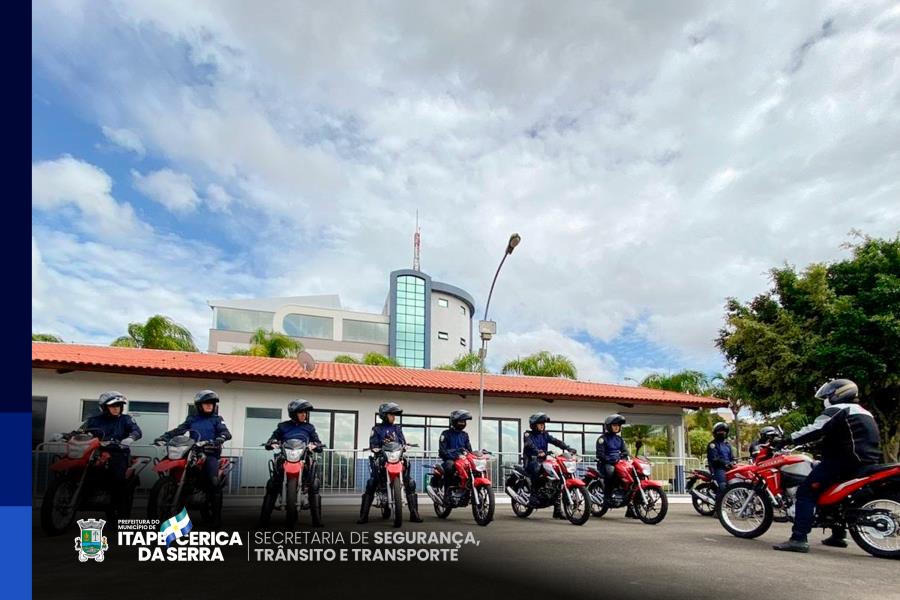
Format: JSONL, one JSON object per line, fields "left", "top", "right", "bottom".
{"left": 31, "top": 343, "right": 727, "bottom": 408}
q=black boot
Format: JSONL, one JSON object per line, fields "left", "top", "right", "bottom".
{"left": 822, "top": 528, "right": 848, "bottom": 548}
{"left": 356, "top": 493, "right": 373, "bottom": 524}
{"left": 552, "top": 501, "right": 564, "bottom": 519}
{"left": 407, "top": 492, "right": 424, "bottom": 523}
{"left": 773, "top": 535, "right": 809, "bottom": 553}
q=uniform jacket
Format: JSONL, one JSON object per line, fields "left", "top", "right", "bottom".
{"left": 707, "top": 439, "right": 735, "bottom": 470}
{"left": 162, "top": 413, "right": 232, "bottom": 446}
{"left": 268, "top": 420, "right": 322, "bottom": 446}
{"left": 523, "top": 430, "right": 572, "bottom": 460}
{"left": 78, "top": 414, "right": 142, "bottom": 448}
{"left": 596, "top": 432, "right": 628, "bottom": 464}
{"left": 439, "top": 428, "right": 473, "bottom": 460}
{"left": 369, "top": 423, "right": 407, "bottom": 448}
{"left": 791, "top": 403, "right": 881, "bottom": 464}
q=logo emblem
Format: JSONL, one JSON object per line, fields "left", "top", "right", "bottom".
{"left": 160, "top": 508, "right": 193, "bottom": 546}
{"left": 75, "top": 519, "right": 109, "bottom": 562}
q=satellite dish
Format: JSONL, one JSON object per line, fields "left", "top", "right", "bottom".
{"left": 297, "top": 351, "right": 317, "bottom": 373}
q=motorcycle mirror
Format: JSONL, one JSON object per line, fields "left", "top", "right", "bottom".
{"left": 51, "top": 433, "right": 64, "bottom": 441}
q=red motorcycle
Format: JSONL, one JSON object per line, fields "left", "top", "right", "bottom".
{"left": 147, "top": 432, "right": 233, "bottom": 524}
{"left": 717, "top": 446, "right": 900, "bottom": 559}
{"left": 364, "top": 441, "right": 418, "bottom": 527}
{"left": 687, "top": 447, "right": 772, "bottom": 516}
{"left": 426, "top": 450, "right": 495, "bottom": 526}
{"left": 40, "top": 430, "right": 150, "bottom": 535}
{"left": 259, "top": 439, "right": 324, "bottom": 528}
{"left": 505, "top": 451, "right": 591, "bottom": 525}
{"left": 584, "top": 455, "right": 668, "bottom": 524}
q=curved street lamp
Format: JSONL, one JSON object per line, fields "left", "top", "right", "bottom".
{"left": 477, "top": 233, "right": 521, "bottom": 448}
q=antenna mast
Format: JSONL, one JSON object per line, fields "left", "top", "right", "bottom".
{"left": 413, "top": 211, "right": 421, "bottom": 271}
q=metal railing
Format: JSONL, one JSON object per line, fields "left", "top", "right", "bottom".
{"left": 32, "top": 445, "right": 701, "bottom": 498}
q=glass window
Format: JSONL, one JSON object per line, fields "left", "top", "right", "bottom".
{"left": 246, "top": 407, "right": 281, "bottom": 419}
{"left": 215, "top": 307, "right": 274, "bottom": 332}
{"left": 483, "top": 418, "right": 520, "bottom": 456}
{"left": 343, "top": 320, "right": 389, "bottom": 344}
{"left": 545, "top": 420, "right": 606, "bottom": 456}
{"left": 283, "top": 313, "right": 334, "bottom": 339}
{"left": 438, "top": 298, "right": 449, "bottom": 308}
{"left": 80, "top": 400, "right": 101, "bottom": 422}
{"left": 130, "top": 401, "right": 169, "bottom": 413}
{"left": 437, "top": 332, "right": 448, "bottom": 340}
{"left": 32, "top": 396, "right": 47, "bottom": 449}
{"left": 394, "top": 275, "right": 427, "bottom": 368}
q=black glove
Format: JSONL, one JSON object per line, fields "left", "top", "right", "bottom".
{"left": 264, "top": 440, "right": 277, "bottom": 451}
{"left": 214, "top": 437, "right": 226, "bottom": 446}
{"left": 153, "top": 437, "right": 166, "bottom": 447}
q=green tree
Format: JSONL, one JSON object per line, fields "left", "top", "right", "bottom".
{"left": 111, "top": 315, "right": 198, "bottom": 351}
{"left": 717, "top": 234, "right": 900, "bottom": 461}
{"left": 501, "top": 351, "right": 577, "bottom": 379}
{"left": 640, "top": 370, "right": 712, "bottom": 394}
{"left": 437, "top": 352, "right": 483, "bottom": 372}
{"left": 331, "top": 352, "right": 400, "bottom": 366}
{"left": 234, "top": 329, "right": 302, "bottom": 358}
{"left": 32, "top": 333, "right": 64, "bottom": 343}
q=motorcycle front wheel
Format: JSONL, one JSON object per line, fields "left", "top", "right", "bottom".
{"left": 849, "top": 493, "right": 900, "bottom": 559}
{"left": 286, "top": 477, "right": 299, "bottom": 529}
{"left": 147, "top": 477, "right": 179, "bottom": 521}
{"left": 634, "top": 487, "right": 668, "bottom": 525}
{"left": 690, "top": 482, "right": 716, "bottom": 517}
{"left": 562, "top": 486, "right": 591, "bottom": 526}
{"left": 716, "top": 482, "right": 773, "bottom": 539}
{"left": 391, "top": 477, "right": 403, "bottom": 528}
{"left": 471, "top": 485, "right": 495, "bottom": 526}
{"left": 40, "top": 476, "right": 79, "bottom": 535}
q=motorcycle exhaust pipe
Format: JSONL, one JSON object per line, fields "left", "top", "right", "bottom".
{"left": 425, "top": 485, "right": 443, "bottom": 506}
{"left": 505, "top": 486, "right": 529, "bottom": 505}
{"left": 690, "top": 487, "right": 714, "bottom": 503}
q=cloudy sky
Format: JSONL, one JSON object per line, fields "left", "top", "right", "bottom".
{"left": 31, "top": 1, "right": 900, "bottom": 383}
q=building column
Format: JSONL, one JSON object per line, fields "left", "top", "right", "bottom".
{"left": 674, "top": 419, "right": 686, "bottom": 494}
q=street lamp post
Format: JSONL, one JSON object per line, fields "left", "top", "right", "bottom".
{"left": 477, "top": 233, "right": 521, "bottom": 449}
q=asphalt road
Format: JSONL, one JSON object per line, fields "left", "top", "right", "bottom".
{"left": 33, "top": 502, "right": 899, "bottom": 600}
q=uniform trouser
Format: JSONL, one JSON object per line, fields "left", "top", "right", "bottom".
{"left": 792, "top": 460, "right": 857, "bottom": 540}
{"left": 106, "top": 450, "right": 130, "bottom": 515}
{"left": 441, "top": 459, "right": 457, "bottom": 486}
{"left": 365, "top": 459, "right": 416, "bottom": 495}
{"left": 599, "top": 463, "right": 617, "bottom": 498}
{"left": 201, "top": 453, "right": 221, "bottom": 495}
{"left": 525, "top": 458, "right": 543, "bottom": 487}
{"left": 712, "top": 467, "right": 728, "bottom": 500}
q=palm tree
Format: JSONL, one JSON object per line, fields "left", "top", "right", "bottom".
{"left": 239, "top": 329, "right": 303, "bottom": 358}
{"left": 639, "top": 370, "right": 711, "bottom": 394}
{"left": 437, "top": 352, "right": 482, "bottom": 372}
{"left": 111, "top": 315, "right": 198, "bottom": 351}
{"left": 32, "top": 333, "right": 64, "bottom": 343}
{"left": 331, "top": 352, "right": 400, "bottom": 366}
{"left": 501, "top": 351, "right": 577, "bottom": 379}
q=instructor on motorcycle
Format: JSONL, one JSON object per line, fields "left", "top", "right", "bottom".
{"left": 264, "top": 399, "right": 323, "bottom": 490}
{"left": 707, "top": 422, "right": 735, "bottom": 501}
{"left": 74, "top": 391, "right": 142, "bottom": 517}
{"left": 356, "top": 402, "right": 423, "bottom": 524}
{"left": 438, "top": 410, "right": 474, "bottom": 505}
{"left": 773, "top": 379, "right": 882, "bottom": 553}
{"left": 596, "top": 414, "right": 629, "bottom": 507}
{"left": 749, "top": 426, "right": 779, "bottom": 463}
{"left": 155, "top": 390, "right": 232, "bottom": 527}
{"left": 523, "top": 413, "right": 577, "bottom": 506}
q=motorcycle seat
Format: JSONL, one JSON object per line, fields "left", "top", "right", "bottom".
{"left": 857, "top": 463, "right": 900, "bottom": 477}
{"left": 693, "top": 469, "right": 711, "bottom": 477}
{"left": 512, "top": 465, "right": 526, "bottom": 476}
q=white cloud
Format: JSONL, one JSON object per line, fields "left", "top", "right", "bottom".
{"left": 101, "top": 125, "right": 145, "bottom": 156}
{"left": 32, "top": 156, "right": 145, "bottom": 238}
{"left": 31, "top": 1, "right": 900, "bottom": 380}
{"left": 488, "top": 327, "right": 620, "bottom": 383}
{"left": 132, "top": 168, "right": 201, "bottom": 213}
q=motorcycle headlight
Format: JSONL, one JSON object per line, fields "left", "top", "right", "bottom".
{"left": 285, "top": 447, "right": 305, "bottom": 462}
{"left": 473, "top": 459, "right": 487, "bottom": 472}
{"left": 168, "top": 445, "right": 190, "bottom": 460}
{"left": 67, "top": 443, "right": 89, "bottom": 459}
{"left": 385, "top": 450, "right": 402, "bottom": 463}
{"left": 564, "top": 461, "right": 578, "bottom": 475}
{"left": 640, "top": 463, "right": 652, "bottom": 476}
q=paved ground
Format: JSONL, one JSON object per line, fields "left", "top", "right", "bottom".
{"left": 33, "top": 502, "right": 899, "bottom": 600}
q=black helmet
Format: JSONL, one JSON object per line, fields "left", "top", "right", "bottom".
{"left": 378, "top": 402, "right": 403, "bottom": 421}
{"left": 815, "top": 379, "right": 858, "bottom": 408}
{"left": 194, "top": 390, "right": 220, "bottom": 410}
{"left": 604, "top": 414, "right": 626, "bottom": 428}
{"left": 288, "top": 399, "right": 313, "bottom": 420}
{"left": 758, "top": 426, "right": 779, "bottom": 442}
{"left": 713, "top": 422, "right": 729, "bottom": 436}
{"left": 529, "top": 413, "right": 550, "bottom": 430}
{"left": 98, "top": 391, "right": 127, "bottom": 414}
{"left": 450, "top": 409, "right": 472, "bottom": 429}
